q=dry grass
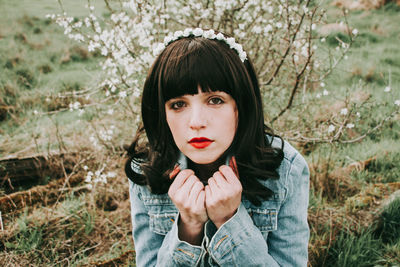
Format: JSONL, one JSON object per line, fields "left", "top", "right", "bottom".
{"left": 0, "top": 150, "right": 135, "bottom": 266}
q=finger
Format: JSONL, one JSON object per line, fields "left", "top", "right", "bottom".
{"left": 169, "top": 164, "right": 180, "bottom": 179}
{"left": 207, "top": 177, "right": 219, "bottom": 193}
{"left": 219, "top": 165, "right": 241, "bottom": 186}
{"left": 169, "top": 169, "right": 194, "bottom": 193}
{"left": 229, "top": 156, "right": 239, "bottom": 178}
{"left": 212, "top": 171, "right": 228, "bottom": 188}
{"left": 188, "top": 181, "right": 204, "bottom": 204}
{"left": 179, "top": 175, "right": 201, "bottom": 197}
{"left": 196, "top": 190, "right": 206, "bottom": 208}
{"left": 205, "top": 185, "right": 212, "bottom": 202}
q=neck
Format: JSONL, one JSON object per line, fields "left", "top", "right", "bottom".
{"left": 188, "top": 156, "right": 227, "bottom": 182}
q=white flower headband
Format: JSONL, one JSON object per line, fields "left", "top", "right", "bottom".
{"left": 153, "top": 28, "right": 247, "bottom": 62}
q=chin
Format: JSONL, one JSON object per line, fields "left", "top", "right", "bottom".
{"left": 187, "top": 154, "right": 219, "bottom": 165}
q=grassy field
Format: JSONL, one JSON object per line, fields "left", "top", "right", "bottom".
{"left": 0, "top": 0, "right": 399, "bottom": 266}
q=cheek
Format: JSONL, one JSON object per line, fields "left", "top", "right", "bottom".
{"left": 166, "top": 114, "right": 185, "bottom": 144}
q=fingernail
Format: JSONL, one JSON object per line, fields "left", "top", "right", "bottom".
{"left": 169, "top": 164, "right": 180, "bottom": 179}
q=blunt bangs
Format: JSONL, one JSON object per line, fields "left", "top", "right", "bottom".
{"left": 159, "top": 37, "right": 239, "bottom": 101}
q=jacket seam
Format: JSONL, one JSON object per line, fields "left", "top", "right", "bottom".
{"left": 281, "top": 153, "right": 300, "bottom": 203}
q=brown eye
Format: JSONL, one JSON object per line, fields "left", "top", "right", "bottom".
{"left": 171, "top": 101, "right": 186, "bottom": 110}
{"left": 209, "top": 97, "right": 224, "bottom": 105}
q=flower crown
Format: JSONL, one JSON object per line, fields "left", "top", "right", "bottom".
{"left": 153, "top": 28, "right": 247, "bottom": 62}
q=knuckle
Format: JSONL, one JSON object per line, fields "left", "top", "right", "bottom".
{"left": 194, "top": 182, "right": 203, "bottom": 191}
{"left": 232, "top": 185, "right": 241, "bottom": 194}
{"left": 220, "top": 165, "right": 229, "bottom": 172}
{"left": 181, "top": 169, "right": 193, "bottom": 178}
{"left": 213, "top": 171, "right": 222, "bottom": 178}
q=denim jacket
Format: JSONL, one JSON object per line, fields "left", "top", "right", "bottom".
{"left": 129, "top": 138, "right": 310, "bottom": 266}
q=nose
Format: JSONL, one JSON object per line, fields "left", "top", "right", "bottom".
{"left": 189, "top": 105, "right": 206, "bottom": 130}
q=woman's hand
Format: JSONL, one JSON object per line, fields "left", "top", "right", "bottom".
{"left": 168, "top": 169, "right": 208, "bottom": 245}
{"left": 205, "top": 165, "right": 242, "bottom": 228}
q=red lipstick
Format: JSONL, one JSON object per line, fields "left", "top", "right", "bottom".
{"left": 189, "top": 137, "right": 213, "bottom": 149}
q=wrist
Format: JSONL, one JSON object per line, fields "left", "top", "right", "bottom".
{"left": 213, "top": 209, "right": 237, "bottom": 228}
{"left": 178, "top": 216, "right": 205, "bottom": 245}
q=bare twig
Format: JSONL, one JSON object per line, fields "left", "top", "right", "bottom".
{"left": 271, "top": 49, "right": 313, "bottom": 123}
{"left": 0, "top": 211, "right": 4, "bottom": 231}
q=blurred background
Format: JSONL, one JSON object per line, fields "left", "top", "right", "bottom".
{"left": 0, "top": 0, "right": 399, "bottom": 265}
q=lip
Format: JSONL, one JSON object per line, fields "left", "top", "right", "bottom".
{"left": 189, "top": 137, "right": 213, "bottom": 149}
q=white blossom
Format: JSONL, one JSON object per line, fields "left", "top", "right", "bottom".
{"left": 264, "top": 24, "right": 273, "bottom": 34}
{"left": 107, "top": 171, "right": 117, "bottom": 178}
{"left": 384, "top": 86, "right": 391, "bottom": 92}
{"left": 346, "top": 123, "right": 355, "bottom": 129}
{"left": 119, "top": 91, "right": 127, "bottom": 98}
{"left": 395, "top": 100, "right": 400, "bottom": 106}
{"left": 85, "top": 175, "right": 92, "bottom": 183}
{"left": 327, "top": 125, "right": 335, "bottom": 133}
{"left": 252, "top": 26, "right": 262, "bottom": 34}
{"left": 340, "top": 108, "right": 348, "bottom": 115}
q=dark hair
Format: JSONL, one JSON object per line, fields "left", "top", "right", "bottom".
{"left": 125, "top": 33, "right": 284, "bottom": 205}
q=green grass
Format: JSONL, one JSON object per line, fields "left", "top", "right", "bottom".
{"left": 323, "top": 198, "right": 400, "bottom": 266}
{"left": 323, "top": 4, "right": 400, "bottom": 90}
{"left": 325, "top": 228, "right": 382, "bottom": 266}
{"left": 304, "top": 2, "right": 400, "bottom": 265}
{"left": 374, "top": 197, "right": 400, "bottom": 245}
{"left": 0, "top": 0, "right": 108, "bottom": 157}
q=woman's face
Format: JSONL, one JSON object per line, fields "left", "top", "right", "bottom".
{"left": 165, "top": 87, "right": 238, "bottom": 165}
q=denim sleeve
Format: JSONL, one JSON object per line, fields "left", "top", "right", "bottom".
{"left": 204, "top": 153, "right": 310, "bottom": 266}
{"left": 267, "top": 153, "right": 310, "bottom": 266}
{"left": 205, "top": 203, "right": 280, "bottom": 266}
{"left": 129, "top": 181, "right": 206, "bottom": 266}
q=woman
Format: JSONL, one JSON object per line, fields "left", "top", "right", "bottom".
{"left": 125, "top": 28, "right": 310, "bottom": 266}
